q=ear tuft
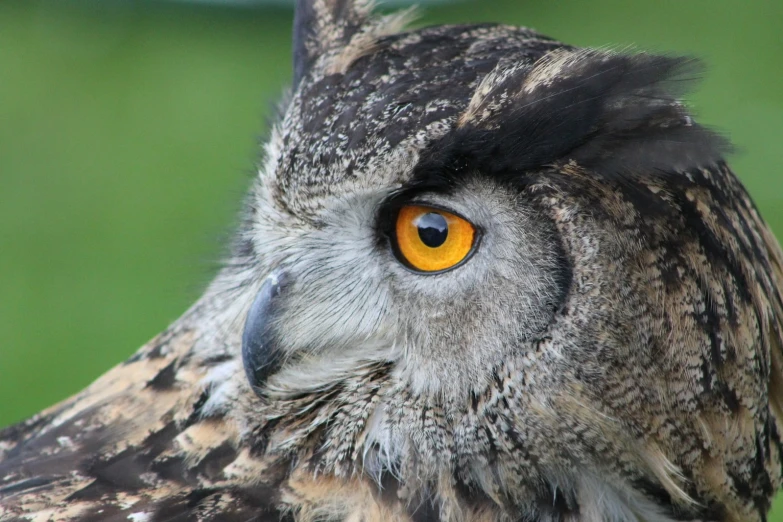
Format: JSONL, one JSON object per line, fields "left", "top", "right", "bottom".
{"left": 293, "top": 0, "right": 375, "bottom": 87}
{"left": 428, "top": 49, "right": 729, "bottom": 183}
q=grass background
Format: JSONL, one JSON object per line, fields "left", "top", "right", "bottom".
{"left": 1, "top": 0, "right": 782, "bottom": 515}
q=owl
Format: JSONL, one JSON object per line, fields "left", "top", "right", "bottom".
{"left": 1, "top": 1, "right": 782, "bottom": 521}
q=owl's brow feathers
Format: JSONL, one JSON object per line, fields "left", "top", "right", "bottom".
{"left": 2, "top": 1, "right": 783, "bottom": 521}
{"left": 410, "top": 49, "right": 728, "bottom": 192}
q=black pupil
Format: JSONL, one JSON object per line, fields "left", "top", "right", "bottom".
{"left": 417, "top": 212, "right": 448, "bottom": 248}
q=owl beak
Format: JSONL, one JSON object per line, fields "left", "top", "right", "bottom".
{"left": 242, "top": 269, "right": 288, "bottom": 395}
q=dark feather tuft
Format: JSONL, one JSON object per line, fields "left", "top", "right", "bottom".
{"left": 411, "top": 50, "right": 730, "bottom": 191}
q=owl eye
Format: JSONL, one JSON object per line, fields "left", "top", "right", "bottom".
{"left": 393, "top": 205, "right": 477, "bottom": 273}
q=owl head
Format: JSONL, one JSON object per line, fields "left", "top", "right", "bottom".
{"left": 2, "top": 1, "right": 782, "bottom": 521}
{"left": 222, "top": 1, "right": 783, "bottom": 520}
{"left": 239, "top": 4, "right": 718, "bottom": 399}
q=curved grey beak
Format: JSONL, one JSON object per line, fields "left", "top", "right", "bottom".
{"left": 242, "top": 270, "right": 288, "bottom": 395}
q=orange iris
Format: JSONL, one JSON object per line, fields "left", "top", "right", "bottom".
{"left": 394, "top": 205, "right": 476, "bottom": 272}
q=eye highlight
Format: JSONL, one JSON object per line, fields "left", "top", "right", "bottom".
{"left": 393, "top": 205, "right": 477, "bottom": 273}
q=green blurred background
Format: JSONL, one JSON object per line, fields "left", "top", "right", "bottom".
{"left": 1, "top": 0, "right": 782, "bottom": 515}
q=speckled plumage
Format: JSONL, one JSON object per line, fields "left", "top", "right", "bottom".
{"left": 2, "top": 1, "right": 782, "bottom": 521}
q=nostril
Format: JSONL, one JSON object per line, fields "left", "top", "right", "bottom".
{"left": 242, "top": 269, "right": 288, "bottom": 395}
